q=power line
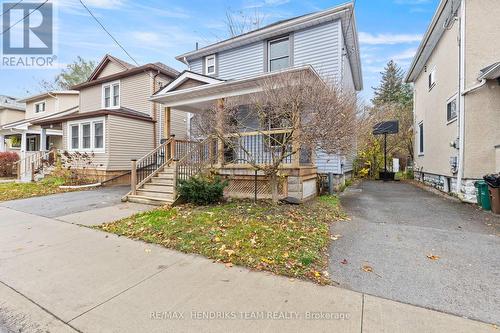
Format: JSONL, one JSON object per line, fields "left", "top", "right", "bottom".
{"left": 1, "top": 0, "right": 23, "bottom": 18}
{"left": 1, "top": 0, "right": 47, "bottom": 36}
{"left": 78, "top": 0, "right": 141, "bottom": 67}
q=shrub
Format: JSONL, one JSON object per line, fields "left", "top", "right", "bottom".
{"left": 177, "top": 175, "right": 228, "bottom": 205}
{"left": 0, "top": 152, "right": 19, "bottom": 177}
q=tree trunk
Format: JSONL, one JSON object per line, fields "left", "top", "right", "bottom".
{"left": 270, "top": 172, "right": 279, "bottom": 203}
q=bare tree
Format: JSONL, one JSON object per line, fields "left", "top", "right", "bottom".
{"left": 225, "top": 8, "right": 265, "bottom": 37}
{"left": 193, "top": 70, "right": 358, "bottom": 202}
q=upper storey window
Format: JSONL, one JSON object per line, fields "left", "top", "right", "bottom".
{"left": 35, "top": 101, "right": 46, "bottom": 113}
{"left": 268, "top": 36, "right": 290, "bottom": 72}
{"left": 205, "top": 54, "right": 216, "bottom": 75}
{"left": 102, "top": 81, "right": 120, "bottom": 109}
{"left": 428, "top": 67, "right": 436, "bottom": 90}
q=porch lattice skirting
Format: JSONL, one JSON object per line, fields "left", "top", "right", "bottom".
{"left": 222, "top": 175, "right": 287, "bottom": 199}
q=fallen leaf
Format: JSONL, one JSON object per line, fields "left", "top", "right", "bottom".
{"left": 427, "top": 254, "right": 440, "bottom": 260}
{"left": 330, "top": 234, "right": 342, "bottom": 241}
{"left": 341, "top": 259, "right": 348, "bottom": 265}
{"left": 145, "top": 248, "right": 151, "bottom": 253}
{"left": 362, "top": 265, "right": 373, "bottom": 273}
{"left": 225, "top": 249, "right": 235, "bottom": 256}
{"left": 225, "top": 262, "right": 233, "bottom": 268}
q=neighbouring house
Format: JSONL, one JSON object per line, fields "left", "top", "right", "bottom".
{"left": 126, "top": 2, "right": 362, "bottom": 204}
{"left": 405, "top": 0, "right": 500, "bottom": 202}
{"left": 0, "top": 95, "right": 25, "bottom": 151}
{"left": 34, "top": 54, "right": 184, "bottom": 182}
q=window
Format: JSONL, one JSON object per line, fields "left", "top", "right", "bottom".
{"left": 102, "top": 82, "right": 120, "bottom": 108}
{"left": 268, "top": 36, "right": 290, "bottom": 72}
{"left": 68, "top": 118, "right": 105, "bottom": 151}
{"left": 418, "top": 122, "right": 424, "bottom": 155}
{"left": 82, "top": 123, "right": 91, "bottom": 149}
{"left": 447, "top": 95, "right": 457, "bottom": 122}
{"left": 428, "top": 67, "right": 436, "bottom": 90}
{"left": 71, "top": 125, "right": 79, "bottom": 149}
{"left": 205, "top": 55, "right": 216, "bottom": 75}
{"left": 35, "top": 101, "right": 46, "bottom": 113}
{"left": 94, "top": 122, "right": 103, "bottom": 149}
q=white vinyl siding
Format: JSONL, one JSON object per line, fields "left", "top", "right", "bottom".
{"left": 212, "top": 42, "right": 264, "bottom": 80}
{"left": 294, "top": 20, "right": 341, "bottom": 83}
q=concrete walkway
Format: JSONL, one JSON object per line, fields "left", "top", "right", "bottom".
{"left": 329, "top": 180, "right": 500, "bottom": 325}
{"left": 0, "top": 204, "right": 495, "bottom": 332}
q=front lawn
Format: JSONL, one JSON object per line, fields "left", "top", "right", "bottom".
{"left": 0, "top": 177, "right": 79, "bottom": 202}
{"left": 98, "top": 196, "right": 346, "bottom": 284}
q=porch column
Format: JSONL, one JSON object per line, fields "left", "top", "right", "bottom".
{"left": 40, "top": 128, "right": 47, "bottom": 151}
{"left": 0, "top": 135, "right": 5, "bottom": 152}
{"left": 216, "top": 98, "right": 225, "bottom": 166}
{"left": 291, "top": 114, "right": 301, "bottom": 168}
{"left": 165, "top": 107, "right": 171, "bottom": 138}
{"left": 20, "top": 132, "right": 27, "bottom": 152}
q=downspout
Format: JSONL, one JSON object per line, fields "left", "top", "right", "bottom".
{"left": 152, "top": 70, "right": 161, "bottom": 147}
{"left": 462, "top": 79, "right": 487, "bottom": 95}
{"left": 456, "top": 0, "right": 466, "bottom": 196}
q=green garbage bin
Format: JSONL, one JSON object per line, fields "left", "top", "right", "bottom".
{"left": 475, "top": 180, "right": 491, "bottom": 211}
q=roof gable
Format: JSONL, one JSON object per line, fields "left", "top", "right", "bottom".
{"left": 155, "top": 71, "right": 223, "bottom": 95}
{"left": 87, "top": 54, "right": 135, "bottom": 82}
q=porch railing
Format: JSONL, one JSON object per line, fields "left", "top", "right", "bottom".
{"left": 175, "top": 136, "right": 218, "bottom": 186}
{"left": 131, "top": 137, "right": 175, "bottom": 194}
{"left": 14, "top": 149, "right": 56, "bottom": 181}
{"left": 223, "top": 130, "right": 293, "bottom": 165}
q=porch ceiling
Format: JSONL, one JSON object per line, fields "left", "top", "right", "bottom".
{"left": 150, "top": 65, "right": 320, "bottom": 113}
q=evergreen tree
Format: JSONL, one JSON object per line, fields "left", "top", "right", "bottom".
{"left": 371, "top": 60, "right": 411, "bottom": 107}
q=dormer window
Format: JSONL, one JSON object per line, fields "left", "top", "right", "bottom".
{"left": 35, "top": 101, "right": 46, "bottom": 113}
{"left": 205, "top": 55, "right": 216, "bottom": 75}
{"left": 102, "top": 81, "right": 120, "bottom": 109}
{"left": 268, "top": 36, "right": 290, "bottom": 72}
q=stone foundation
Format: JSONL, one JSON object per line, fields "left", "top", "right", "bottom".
{"left": 414, "top": 171, "right": 479, "bottom": 203}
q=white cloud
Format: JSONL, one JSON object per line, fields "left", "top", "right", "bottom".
{"left": 359, "top": 32, "right": 422, "bottom": 45}
{"left": 391, "top": 47, "right": 417, "bottom": 61}
{"left": 394, "top": 0, "right": 431, "bottom": 4}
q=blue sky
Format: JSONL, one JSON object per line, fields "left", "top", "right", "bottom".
{"left": 0, "top": 0, "right": 440, "bottom": 103}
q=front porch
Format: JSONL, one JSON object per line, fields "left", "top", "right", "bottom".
{"left": 146, "top": 68, "right": 322, "bottom": 202}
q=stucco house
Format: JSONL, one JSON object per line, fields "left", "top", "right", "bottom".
{"left": 0, "top": 96, "right": 25, "bottom": 151}
{"left": 34, "top": 54, "right": 186, "bottom": 181}
{"left": 405, "top": 0, "right": 500, "bottom": 202}
{"left": 125, "top": 2, "right": 363, "bottom": 204}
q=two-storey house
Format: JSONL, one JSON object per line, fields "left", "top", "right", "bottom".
{"left": 129, "top": 3, "right": 362, "bottom": 204}
{"left": 35, "top": 54, "right": 185, "bottom": 182}
{"left": 0, "top": 95, "right": 25, "bottom": 152}
{"left": 405, "top": 0, "right": 500, "bottom": 202}
{"left": 1, "top": 91, "right": 79, "bottom": 155}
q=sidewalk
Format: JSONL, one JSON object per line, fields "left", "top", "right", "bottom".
{"left": 0, "top": 206, "right": 495, "bottom": 332}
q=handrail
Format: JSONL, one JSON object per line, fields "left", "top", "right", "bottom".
{"left": 131, "top": 137, "right": 175, "bottom": 194}
{"left": 15, "top": 149, "right": 55, "bottom": 181}
{"left": 175, "top": 136, "right": 218, "bottom": 188}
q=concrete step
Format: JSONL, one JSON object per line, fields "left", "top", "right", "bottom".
{"left": 150, "top": 177, "right": 174, "bottom": 185}
{"left": 142, "top": 184, "right": 174, "bottom": 192}
{"left": 127, "top": 195, "right": 173, "bottom": 206}
{"left": 136, "top": 189, "right": 174, "bottom": 200}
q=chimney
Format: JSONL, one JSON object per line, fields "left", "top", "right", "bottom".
{"left": 196, "top": 42, "right": 199, "bottom": 50}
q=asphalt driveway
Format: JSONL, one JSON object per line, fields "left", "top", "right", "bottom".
{"left": 329, "top": 180, "right": 500, "bottom": 325}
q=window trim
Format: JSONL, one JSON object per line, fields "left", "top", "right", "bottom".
{"left": 268, "top": 36, "right": 290, "bottom": 72}
{"left": 67, "top": 117, "right": 105, "bottom": 152}
{"left": 418, "top": 121, "right": 424, "bottom": 156}
{"left": 446, "top": 93, "right": 458, "bottom": 124}
{"left": 205, "top": 54, "right": 216, "bottom": 75}
{"left": 102, "top": 81, "right": 120, "bottom": 109}
{"left": 428, "top": 66, "right": 436, "bottom": 91}
{"left": 34, "top": 100, "right": 46, "bottom": 113}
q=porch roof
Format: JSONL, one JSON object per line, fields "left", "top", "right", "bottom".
{"left": 478, "top": 62, "right": 500, "bottom": 81}
{"left": 149, "top": 65, "right": 321, "bottom": 113}
{"left": 1, "top": 106, "right": 79, "bottom": 131}
{"left": 32, "top": 107, "right": 155, "bottom": 126}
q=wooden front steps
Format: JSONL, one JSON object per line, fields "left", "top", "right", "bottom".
{"left": 127, "top": 166, "right": 175, "bottom": 205}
